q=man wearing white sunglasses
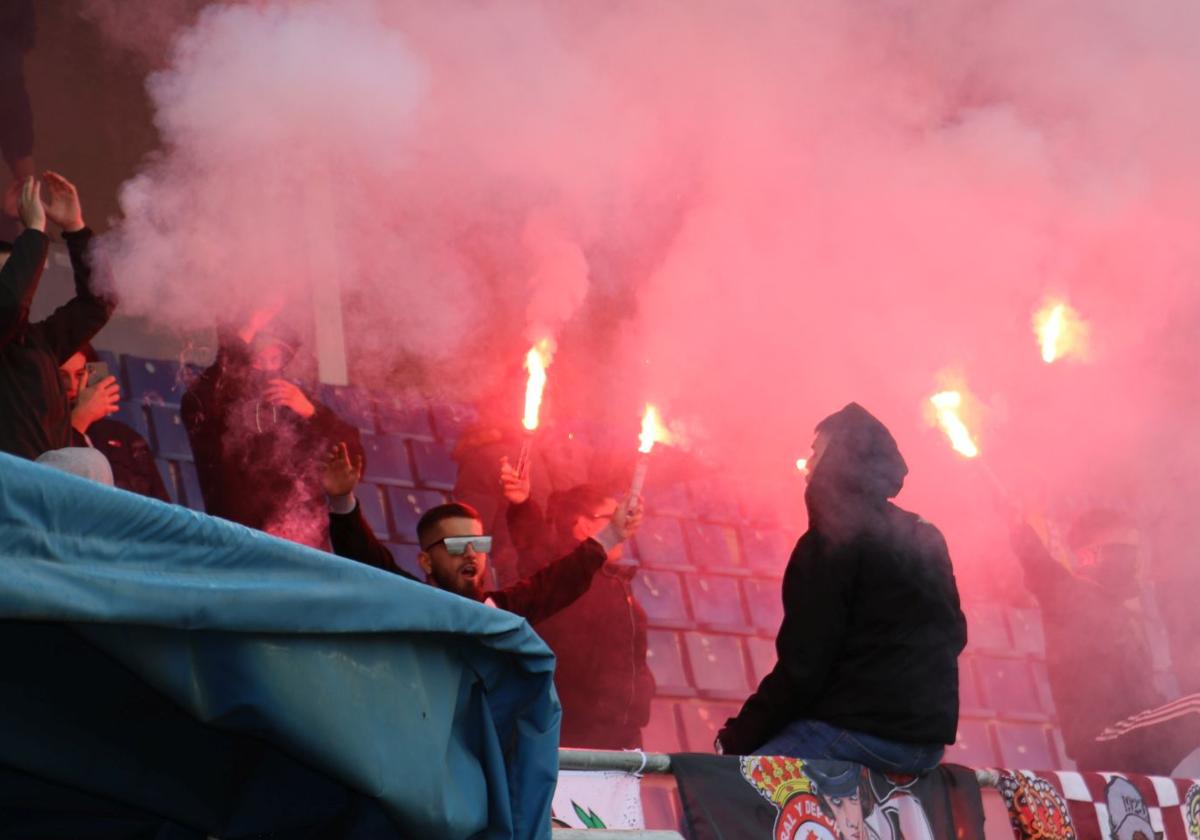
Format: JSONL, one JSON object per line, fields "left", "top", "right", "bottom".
{"left": 322, "top": 442, "right": 645, "bottom": 624}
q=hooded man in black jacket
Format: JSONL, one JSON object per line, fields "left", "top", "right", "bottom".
{"left": 717, "top": 403, "right": 967, "bottom": 774}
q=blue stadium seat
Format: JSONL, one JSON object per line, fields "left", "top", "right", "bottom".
{"left": 316, "top": 385, "right": 376, "bottom": 434}
{"left": 739, "top": 527, "right": 792, "bottom": 574}
{"left": 1008, "top": 607, "right": 1046, "bottom": 656}
{"left": 632, "top": 517, "right": 691, "bottom": 569}
{"left": 177, "top": 461, "right": 204, "bottom": 512}
{"left": 154, "top": 458, "right": 179, "bottom": 504}
{"left": 964, "top": 602, "right": 1012, "bottom": 652}
{"left": 744, "top": 635, "right": 776, "bottom": 683}
{"left": 950, "top": 718, "right": 999, "bottom": 768}
{"left": 993, "top": 722, "right": 1058, "bottom": 769}
{"left": 410, "top": 439, "right": 457, "bottom": 490}
{"left": 148, "top": 405, "right": 193, "bottom": 461}
{"left": 974, "top": 655, "right": 1046, "bottom": 718}
{"left": 430, "top": 402, "right": 478, "bottom": 444}
{"left": 631, "top": 570, "right": 691, "bottom": 628}
{"left": 646, "top": 630, "right": 694, "bottom": 697}
{"left": 112, "top": 401, "right": 149, "bottom": 441}
{"left": 123, "top": 355, "right": 187, "bottom": 406}
{"left": 641, "top": 699, "right": 683, "bottom": 754}
{"left": 677, "top": 700, "right": 741, "bottom": 753}
{"left": 385, "top": 543, "right": 424, "bottom": 580}
{"left": 741, "top": 577, "right": 784, "bottom": 635}
{"left": 385, "top": 487, "right": 446, "bottom": 543}
{"left": 684, "top": 521, "right": 741, "bottom": 569}
{"left": 360, "top": 433, "right": 414, "bottom": 486}
{"left": 376, "top": 391, "right": 434, "bottom": 439}
{"left": 684, "top": 632, "right": 750, "bottom": 698}
{"left": 685, "top": 574, "right": 747, "bottom": 630}
{"left": 356, "top": 482, "right": 390, "bottom": 539}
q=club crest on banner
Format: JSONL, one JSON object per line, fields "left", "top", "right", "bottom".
{"left": 997, "top": 770, "right": 1077, "bottom": 840}
{"left": 740, "top": 756, "right": 843, "bottom": 840}
{"left": 1185, "top": 783, "right": 1200, "bottom": 840}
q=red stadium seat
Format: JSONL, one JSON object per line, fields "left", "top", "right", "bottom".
{"left": 741, "top": 577, "right": 784, "bottom": 634}
{"left": 993, "top": 722, "right": 1058, "bottom": 770}
{"left": 1008, "top": 607, "right": 1046, "bottom": 656}
{"left": 685, "top": 574, "right": 747, "bottom": 630}
{"left": 646, "top": 630, "right": 694, "bottom": 697}
{"left": 744, "top": 635, "right": 776, "bottom": 684}
{"left": 677, "top": 699, "right": 741, "bottom": 752}
{"left": 641, "top": 699, "right": 683, "bottom": 753}
{"left": 683, "top": 632, "right": 750, "bottom": 698}
{"left": 631, "top": 570, "right": 692, "bottom": 628}
{"left": 963, "top": 602, "right": 1012, "bottom": 653}
{"left": 643, "top": 482, "right": 691, "bottom": 518}
{"left": 739, "top": 527, "right": 792, "bottom": 575}
{"left": 949, "top": 718, "right": 999, "bottom": 768}
{"left": 974, "top": 655, "right": 1047, "bottom": 719}
{"left": 633, "top": 517, "right": 692, "bottom": 570}
{"left": 683, "top": 521, "right": 742, "bottom": 569}
{"left": 640, "top": 783, "right": 683, "bottom": 834}
{"left": 958, "top": 655, "right": 987, "bottom": 714}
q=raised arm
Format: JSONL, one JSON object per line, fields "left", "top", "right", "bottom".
{"left": 323, "top": 442, "right": 414, "bottom": 579}
{"left": 0, "top": 178, "right": 48, "bottom": 347}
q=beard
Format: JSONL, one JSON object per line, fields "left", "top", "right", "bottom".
{"left": 430, "top": 564, "right": 485, "bottom": 601}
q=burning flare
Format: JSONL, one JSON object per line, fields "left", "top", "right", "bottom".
{"left": 521, "top": 339, "right": 554, "bottom": 431}
{"left": 796, "top": 457, "right": 808, "bottom": 472}
{"left": 929, "top": 391, "right": 979, "bottom": 459}
{"left": 638, "top": 404, "right": 670, "bottom": 453}
{"left": 1033, "top": 299, "right": 1088, "bottom": 364}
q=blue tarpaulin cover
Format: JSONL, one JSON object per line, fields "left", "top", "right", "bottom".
{"left": 0, "top": 452, "right": 558, "bottom": 839}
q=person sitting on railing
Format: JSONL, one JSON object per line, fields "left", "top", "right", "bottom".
{"left": 715, "top": 403, "right": 967, "bottom": 775}
{"left": 498, "top": 457, "right": 655, "bottom": 750}
{"left": 182, "top": 307, "right": 363, "bottom": 548}
{"left": 321, "top": 441, "right": 644, "bottom": 625}
{"left": 59, "top": 343, "right": 170, "bottom": 502}
{"left": 0, "top": 174, "right": 114, "bottom": 461}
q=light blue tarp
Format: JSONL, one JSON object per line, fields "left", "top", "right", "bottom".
{"left": 0, "top": 452, "right": 558, "bottom": 839}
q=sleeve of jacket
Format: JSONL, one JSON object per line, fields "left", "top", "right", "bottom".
{"left": 180, "top": 331, "right": 246, "bottom": 514}
{"left": 0, "top": 228, "right": 48, "bottom": 348}
{"left": 308, "top": 399, "right": 365, "bottom": 467}
{"left": 717, "top": 534, "right": 855, "bottom": 755}
{"left": 505, "top": 497, "right": 553, "bottom": 576}
{"left": 329, "top": 502, "right": 417, "bottom": 581}
{"left": 630, "top": 602, "right": 656, "bottom": 729}
{"left": 491, "top": 537, "right": 607, "bottom": 625}
{"left": 39, "top": 228, "right": 116, "bottom": 364}
{"left": 1011, "top": 520, "right": 1072, "bottom": 605}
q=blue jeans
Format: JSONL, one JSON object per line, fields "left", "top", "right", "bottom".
{"left": 755, "top": 719, "right": 944, "bottom": 775}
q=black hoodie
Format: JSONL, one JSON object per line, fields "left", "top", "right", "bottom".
{"left": 718, "top": 403, "right": 967, "bottom": 754}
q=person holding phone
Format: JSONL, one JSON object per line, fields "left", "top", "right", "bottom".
{"left": 59, "top": 343, "right": 170, "bottom": 502}
{"left": 0, "top": 173, "right": 113, "bottom": 460}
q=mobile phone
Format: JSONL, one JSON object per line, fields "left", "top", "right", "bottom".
{"left": 85, "top": 361, "right": 110, "bottom": 383}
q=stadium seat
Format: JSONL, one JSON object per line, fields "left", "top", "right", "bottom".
{"left": 1008, "top": 607, "right": 1046, "bottom": 656}
{"left": 958, "top": 656, "right": 987, "bottom": 714}
{"left": 360, "top": 433, "right": 414, "bottom": 486}
{"left": 154, "top": 458, "right": 179, "bottom": 504}
{"left": 95, "top": 348, "right": 122, "bottom": 388}
{"left": 123, "top": 355, "right": 187, "bottom": 406}
{"left": 148, "top": 405, "right": 193, "bottom": 461}
{"left": 356, "top": 482, "right": 390, "bottom": 539}
{"left": 684, "top": 477, "right": 740, "bottom": 524}
{"left": 684, "top": 521, "right": 742, "bottom": 569}
{"left": 410, "top": 439, "right": 457, "bottom": 489}
{"left": 963, "top": 602, "right": 1012, "bottom": 652}
{"left": 646, "top": 630, "right": 694, "bottom": 696}
{"left": 974, "top": 655, "right": 1046, "bottom": 718}
{"left": 739, "top": 527, "right": 792, "bottom": 574}
{"left": 383, "top": 487, "right": 447, "bottom": 543}
{"left": 685, "top": 574, "right": 747, "bottom": 630}
{"left": 640, "top": 782, "right": 683, "bottom": 834}
{"left": 744, "top": 635, "right": 776, "bottom": 683}
{"left": 643, "top": 482, "right": 691, "bottom": 517}
{"left": 376, "top": 391, "right": 434, "bottom": 439}
{"left": 112, "top": 401, "right": 150, "bottom": 441}
{"left": 177, "top": 461, "right": 204, "bottom": 512}
{"left": 683, "top": 632, "right": 750, "bottom": 698}
{"left": 1030, "top": 660, "right": 1057, "bottom": 717}
{"left": 632, "top": 517, "right": 691, "bottom": 569}
{"left": 631, "top": 569, "right": 691, "bottom": 628}
{"left": 430, "top": 402, "right": 478, "bottom": 444}
{"left": 993, "top": 722, "right": 1058, "bottom": 770}
{"left": 641, "top": 699, "right": 683, "bottom": 754}
{"left": 316, "top": 384, "right": 376, "bottom": 434}
{"left": 386, "top": 543, "right": 424, "bottom": 579}
{"left": 741, "top": 577, "right": 784, "bottom": 634}
{"left": 677, "top": 700, "right": 741, "bottom": 753}
{"left": 950, "top": 718, "right": 999, "bottom": 768}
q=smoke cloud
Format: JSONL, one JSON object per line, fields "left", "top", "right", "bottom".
{"left": 96, "top": 0, "right": 1200, "bottom": 618}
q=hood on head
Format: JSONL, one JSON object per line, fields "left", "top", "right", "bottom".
{"left": 805, "top": 403, "right": 907, "bottom": 533}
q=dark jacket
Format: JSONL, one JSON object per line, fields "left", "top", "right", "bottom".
{"left": 328, "top": 502, "right": 608, "bottom": 625}
{"left": 181, "top": 330, "right": 362, "bottom": 548}
{"left": 506, "top": 499, "right": 655, "bottom": 749}
{"left": 0, "top": 228, "right": 113, "bottom": 460}
{"left": 719, "top": 403, "right": 967, "bottom": 754}
{"left": 1012, "top": 524, "right": 1194, "bottom": 773}
{"left": 74, "top": 418, "right": 170, "bottom": 503}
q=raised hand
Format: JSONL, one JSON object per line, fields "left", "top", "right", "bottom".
{"left": 17, "top": 177, "right": 45, "bottom": 232}
{"left": 613, "top": 495, "right": 645, "bottom": 540}
{"left": 499, "top": 455, "right": 531, "bottom": 505}
{"left": 321, "top": 442, "right": 363, "bottom": 497}
{"left": 265, "top": 379, "right": 315, "bottom": 419}
{"left": 72, "top": 373, "right": 120, "bottom": 434}
{"left": 41, "top": 171, "right": 84, "bottom": 232}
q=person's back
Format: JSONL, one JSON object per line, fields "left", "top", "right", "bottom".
{"left": 718, "top": 402, "right": 966, "bottom": 773}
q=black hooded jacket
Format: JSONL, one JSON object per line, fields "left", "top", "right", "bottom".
{"left": 718, "top": 403, "right": 967, "bottom": 754}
